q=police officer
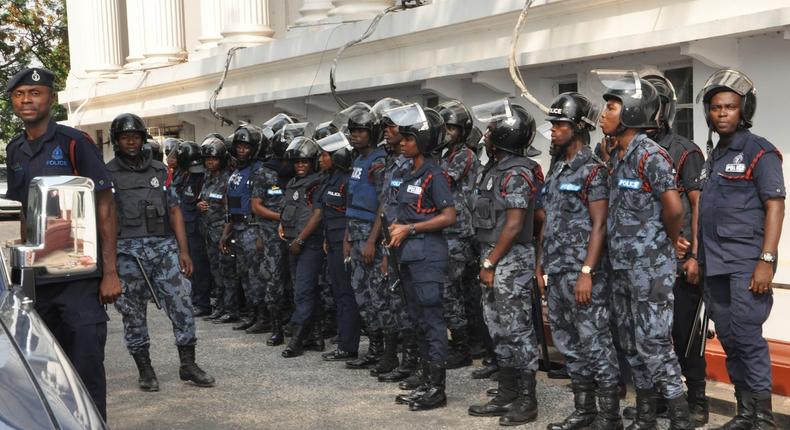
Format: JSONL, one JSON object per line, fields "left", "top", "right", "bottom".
{"left": 435, "top": 100, "right": 479, "bottom": 369}
{"left": 342, "top": 103, "right": 389, "bottom": 369}
{"left": 539, "top": 93, "right": 622, "bottom": 430}
{"left": 279, "top": 136, "right": 326, "bottom": 357}
{"left": 633, "top": 70, "right": 708, "bottom": 426}
{"left": 384, "top": 103, "right": 455, "bottom": 411}
{"left": 197, "top": 134, "right": 239, "bottom": 323}
{"left": 107, "top": 113, "right": 215, "bottom": 391}
{"left": 163, "top": 137, "right": 180, "bottom": 187}
{"left": 173, "top": 141, "right": 214, "bottom": 316}
{"left": 220, "top": 124, "right": 269, "bottom": 332}
{"left": 466, "top": 100, "right": 541, "bottom": 426}
{"left": 5, "top": 66, "right": 120, "bottom": 419}
{"left": 145, "top": 137, "right": 164, "bottom": 163}
{"left": 317, "top": 132, "right": 362, "bottom": 361}
{"left": 596, "top": 70, "right": 692, "bottom": 429}
{"left": 695, "top": 70, "right": 784, "bottom": 430}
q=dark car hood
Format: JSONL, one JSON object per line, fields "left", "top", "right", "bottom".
{"left": 0, "top": 289, "right": 105, "bottom": 430}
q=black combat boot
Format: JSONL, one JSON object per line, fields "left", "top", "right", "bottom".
{"left": 379, "top": 333, "right": 418, "bottom": 382}
{"left": 590, "top": 385, "right": 624, "bottom": 430}
{"left": 204, "top": 308, "right": 224, "bottom": 321}
{"left": 472, "top": 354, "right": 499, "bottom": 379}
{"left": 232, "top": 305, "right": 259, "bottom": 331}
{"left": 712, "top": 388, "right": 754, "bottom": 430}
{"left": 546, "top": 381, "right": 597, "bottom": 429}
{"left": 623, "top": 389, "right": 667, "bottom": 420}
{"left": 346, "top": 331, "right": 383, "bottom": 369}
{"left": 245, "top": 303, "right": 271, "bottom": 333}
{"left": 282, "top": 324, "right": 309, "bottom": 358}
{"left": 177, "top": 345, "right": 215, "bottom": 387}
{"left": 131, "top": 349, "right": 159, "bottom": 392}
{"left": 398, "top": 355, "right": 426, "bottom": 390}
{"left": 370, "top": 331, "right": 400, "bottom": 377}
{"left": 266, "top": 307, "right": 284, "bottom": 346}
{"left": 666, "top": 395, "right": 694, "bottom": 430}
{"left": 212, "top": 312, "right": 240, "bottom": 324}
{"left": 625, "top": 388, "right": 657, "bottom": 430}
{"left": 468, "top": 367, "right": 518, "bottom": 417}
{"left": 751, "top": 392, "right": 776, "bottom": 430}
{"left": 499, "top": 369, "right": 538, "bottom": 426}
{"left": 408, "top": 362, "right": 447, "bottom": 411}
{"left": 446, "top": 328, "right": 473, "bottom": 369}
{"left": 396, "top": 359, "right": 429, "bottom": 404}
{"left": 685, "top": 379, "right": 709, "bottom": 427}
{"left": 302, "top": 318, "right": 326, "bottom": 352}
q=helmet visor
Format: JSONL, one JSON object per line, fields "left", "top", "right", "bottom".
{"left": 591, "top": 69, "right": 642, "bottom": 100}
{"left": 332, "top": 102, "right": 372, "bottom": 129}
{"left": 282, "top": 122, "right": 314, "bottom": 142}
{"left": 471, "top": 99, "right": 514, "bottom": 123}
{"left": 384, "top": 103, "right": 429, "bottom": 131}
{"left": 317, "top": 132, "right": 352, "bottom": 153}
{"left": 695, "top": 69, "right": 755, "bottom": 103}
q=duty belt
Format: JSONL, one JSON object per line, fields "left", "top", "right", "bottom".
{"left": 230, "top": 214, "right": 258, "bottom": 225}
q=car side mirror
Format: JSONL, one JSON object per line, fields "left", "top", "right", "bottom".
{"left": 10, "top": 176, "right": 99, "bottom": 300}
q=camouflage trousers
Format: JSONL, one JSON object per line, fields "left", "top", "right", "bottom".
{"left": 444, "top": 236, "right": 471, "bottom": 331}
{"left": 547, "top": 270, "right": 619, "bottom": 386}
{"left": 480, "top": 243, "right": 539, "bottom": 371}
{"left": 115, "top": 236, "right": 197, "bottom": 355}
{"left": 384, "top": 248, "right": 414, "bottom": 332}
{"left": 610, "top": 262, "right": 685, "bottom": 399}
{"left": 349, "top": 238, "right": 388, "bottom": 332}
{"left": 257, "top": 226, "right": 286, "bottom": 309}
{"left": 232, "top": 226, "right": 264, "bottom": 306}
{"left": 204, "top": 222, "right": 239, "bottom": 315}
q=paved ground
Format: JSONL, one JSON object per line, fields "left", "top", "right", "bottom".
{"left": 1, "top": 219, "right": 788, "bottom": 429}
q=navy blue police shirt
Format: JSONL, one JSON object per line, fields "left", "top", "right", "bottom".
{"left": 6, "top": 121, "right": 112, "bottom": 212}
{"left": 395, "top": 160, "right": 454, "bottom": 264}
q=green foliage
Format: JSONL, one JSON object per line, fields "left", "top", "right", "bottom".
{"left": 0, "top": 0, "right": 69, "bottom": 162}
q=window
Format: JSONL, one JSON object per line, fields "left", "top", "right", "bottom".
{"left": 664, "top": 67, "right": 693, "bottom": 141}
{"left": 557, "top": 81, "right": 578, "bottom": 94}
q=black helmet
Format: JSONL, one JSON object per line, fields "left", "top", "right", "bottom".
{"left": 372, "top": 97, "right": 405, "bottom": 126}
{"left": 472, "top": 99, "right": 536, "bottom": 156}
{"left": 639, "top": 69, "right": 677, "bottom": 130}
{"left": 145, "top": 137, "right": 164, "bottom": 162}
{"left": 339, "top": 102, "right": 380, "bottom": 144}
{"left": 696, "top": 69, "right": 756, "bottom": 129}
{"left": 261, "top": 113, "right": 295, "bottom": 154}
{"left": 163, "top": 137, "right": 182, "bottom": 160}
{"left": 314, "top": 121, "right": 338, "bottom": 140}
{"left": 545, "top": 92, "right": 598, "bottom": 132}
{"left": 176, "top": 141, "right": 202, "bottom": 169}
{"left": 230, "top": 123, "right": 263, "bottom": 158}
{"left": 110, "top": 113, "right": 146, "bottom": 152}
{"left": 317, "top": 132, "right": 354, "bottom": 172}
{"left": 437, "top": 100, "right": 473, "bottom": 144}
{"left": 285, "top": 136, "right": 321, "bottom": 171}
{"left": 595, "top": 70, "right": 661, "bottom": 129}
{"left": 385, "top": 103, "right": 445, "bottom": 155}
{"left": 200, "top": 134, "right": 228, "bottom": 167}
{"left": 465, "top": 125, "right": 483, "bottom": 151}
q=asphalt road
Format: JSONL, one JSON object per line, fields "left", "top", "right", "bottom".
{"left": 0, "top": 219, "right": 786, "bottom": 429}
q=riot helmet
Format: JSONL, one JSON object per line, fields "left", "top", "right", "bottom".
{"left": 230, "top": 123, "right": 263, "bottom": 159}
{"left": 201, "top": 133, "right": 228, "bottom": 167}
{"left": 337, "top": 102, "right": 380, "bottom": 145}
{"left": 163, "top": 137, "right": 181, "bottom": 160}
{"left": 176, "top": 141, "right": 202, "bottom": 170}
{"left": 317, "top": 132, "right": 354, "bottom": 172}
{"left": 145, "top": 137, "right": 164, "bottom": 162}
{"left": 465, "top": 125, "right": 483, "bottom": 152}
{"left": 285, "top": 136, "right": 321, "bottom": 171}
{"left": 696, "top": 69, "right": 756, "bottom": 129}
{"left": 110, "top": 113, "right": 146, "bottom": 152}
{"left": 472, "top": 99, "right": 536, "bottom": 156}
{"left": 314, "top": 121, "right": 338, "bottom": 140}
{"left": 639, "top": 69, "right": 677, "bottom": 130}
{"left": 545, "top": 92, "right": 598, "bottom": 132}
{"left": 437, "top": 100, "right": 474, "bottom": 147}
{"left": 384, "top": 103, "right": 446, "bottom": 156}
{"left": 594, "top": 70, "right": 662, "bottom": 131}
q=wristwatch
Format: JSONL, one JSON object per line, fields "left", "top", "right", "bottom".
{"left": 408, "top": 224, "right": 417, "bottom": 236}
{"left": 482, "top": 259, "right": 496, "bottom": 270}
{"left": 759, "top": 252, "right": 777, "bottom": 263}
{"left": 293, "top": 238, "right": 305, "bottom": 246}
{"left": 581, "top": 265, "right": 592, "bottom": 275}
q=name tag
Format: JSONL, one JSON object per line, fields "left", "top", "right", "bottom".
{"left": 267, "top": 188, "right": 283, "bottom": 196}
{"left": 208, "top": 192, "right": 223, "bottom": 200}
{"left": 390, "top": 179, "right": 402, "bottom": 188}
{"left": 725, "top": 163, "right": 746, "bottom": 173}
{"left": 406, "top": 185, "right": 422, "bottom": 195}
{"left": 327, "top": 191, "right": 342, "bottom": 197}
{"left": 559, "top": 183, "right": 581, "bottom": 192}
{"left": 618, "top": 178, "right": 642, "bottom": 190}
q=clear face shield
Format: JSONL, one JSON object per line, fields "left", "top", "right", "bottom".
{"left": 590, "top": 69, "right": 643, "bottom": 101}
{"left": 695, "top": 69, "right": 755, "bottom": 103}
{"left": 281, "top": 122, "right": 315, "bottom": 144}
{"left": 383, "top": 103, "right": 429, "bottom": 130}
{"left": 471, "top": 98, "right": 516, "bottom": 123}
{"left": 332, "top": 102, "right": 373, "bottom": 130}
{"left": 262, "top": 113, "right": 294, "bottom": 141}
{"left": 316, "top": 132, "right": 353, "bottom": 153}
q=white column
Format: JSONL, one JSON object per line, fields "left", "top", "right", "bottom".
{"left": 65, "top": 0, "right": 87, "bottom": 85}
{"left": 328, "top": 0, "right": 394, "bottom": 21}
{"left": 293, "top": 0, "right": 334, "bottom": 25}
{"left": 124, "top": 0, "right": 145, "bottom": 69}
{"left": 220, "top": 0, "right": 275, "bottom": 47}
{"left": 196, "top": 0, "right": 223, "bottom": 50}
{"left": 81, "top": 0, "right": 125, "bottom": 77}
{"left": 141, "top": 0, "right": 187, "bottom": 68}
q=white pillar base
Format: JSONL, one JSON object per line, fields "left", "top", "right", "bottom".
{"left": 328, "top": 0, "right": 394, "bottom": 21}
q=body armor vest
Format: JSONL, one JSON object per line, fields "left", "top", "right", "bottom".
{"left": 473, "top": 156, "right": 535, "bottom": 245}
{"left": 281, "top": 172, "right": 323, "bottom": 240}
{"left": 107, "top": 157, "right": 172, "bottom": 239}
{"left": 346, "top": 148, "right": 386, "bottom": 222}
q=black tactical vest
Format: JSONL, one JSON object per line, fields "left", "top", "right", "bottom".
{"left": 281, "top": 172, "right": 323, "bottom": 240}
{"left": 107, "top": 157, "right": 172, "bottom": 239}
{"left": 473, "top": 155, "right": 535, "bottom": 245}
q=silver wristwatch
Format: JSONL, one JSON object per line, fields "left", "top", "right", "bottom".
{"left": 759, "top": 252, "right": 777, "bottom": 263}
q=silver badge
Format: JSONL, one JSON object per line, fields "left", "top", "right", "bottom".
{"left": 31, "top": 69, "right": 40, "bottom": 82}
{"left": 486, "top": 177, "right": 493, "bottom": 190}
{"left": 150, "top": 177, "right": 159, "bottom": 187}
{"left": 293, "top": 191, "right": 299, "bottom": 200}
{"left": 733, "top": 152, "right": 744, "bottom": 164}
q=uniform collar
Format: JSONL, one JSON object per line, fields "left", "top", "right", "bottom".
{"left": 20, "top": 120, "right": 57, "bottom": 157}
{"left": 560, "top": 146, "right": 592, "bottom": 173}
{"left": 712, "top": 129, "right": 750, "bottom": 160}
{"left": 619, "top": 132, "right": 646, "bottom": 162}
{"left": 404, "top": 158, "right": 432, "bottom": 181}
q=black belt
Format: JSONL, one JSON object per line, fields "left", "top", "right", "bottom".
{"left": 230, "top": 214, "right": 257, "bottom": 225}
